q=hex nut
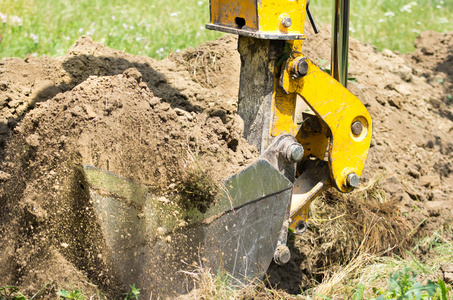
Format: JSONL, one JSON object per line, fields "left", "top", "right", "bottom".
{"left": 347, "top": 172, "right": 360, "bottom": 188}
{"left": 287, "top": 144, "right": 304, "bottom": 163}
{"left": 274, "top": 244, "right": 291, "bottom": 265}
{"left": 351, "top": 121, "right": 363, "bottom": 135}
{"left": 281, "top": 17, "right": 292, "bottom": 28}
{"left": 295, "top": 58, "right": 309, "bottom": 78}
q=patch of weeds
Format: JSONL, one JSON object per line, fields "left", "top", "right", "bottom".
{"left": 57, "top": 289, "right": 85, "bottom": 300}
{"left": 0, "top": 286, "right": 26, "bottom": 300}
{"left": 123, "top": 284, "right": 140, "bottom": 300}
{"left": 373, "top": 267, "right": 438, "bottom": 300}
{"left": 352, "top": 283, "right": 365, "bottom": 300}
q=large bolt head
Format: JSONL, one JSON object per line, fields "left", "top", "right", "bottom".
{"left": 351, "top": 121, "right": 364, "bottom": 135}
{"left": 295, "top": 58, "right": 309, "bottom": 78}
{"left": 281, "top": 17, "right": 292, "bottom": 28}
{"left": 274, "top": 244, "right": 291, "bottom": 265}
{"left": 287, "top": 144, "right": 304, "bottom": 163}
{"left": 347, "top": 172, "right": 360, "bottom": 188}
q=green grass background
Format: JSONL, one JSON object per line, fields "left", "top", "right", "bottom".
{"left": 0, "top": 0, "right": 452, "bottom": 59}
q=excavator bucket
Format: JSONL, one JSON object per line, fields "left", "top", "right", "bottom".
{"left": 77, "top": 142, "right": 295, "bottom": 297}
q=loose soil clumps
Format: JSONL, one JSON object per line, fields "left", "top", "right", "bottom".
{"left": 0, "top": 36, "right": 256, "bottom": 298}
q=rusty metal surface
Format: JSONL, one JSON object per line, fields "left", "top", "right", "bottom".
{"left": 207, "top": 0, "right": 307, "bottom": 40}
{"left": 206, "top": 24, "right": 305, "bottom": 40}
{"left": 237, "top": 36, "right": 285, "bottom": 153}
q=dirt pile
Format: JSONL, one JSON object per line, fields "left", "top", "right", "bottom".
{"left": 0, "top": 26, "right": 452, "bottom": 297}
{"left": 0, "top": 36, "right": 256, "bottom": 297}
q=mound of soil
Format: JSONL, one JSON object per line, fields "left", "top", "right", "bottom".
{"left": 0, "top": 36, "right": 256, "bottom": 297}
{"left": 0, "top": 26, "right": 452, "bottom": 297}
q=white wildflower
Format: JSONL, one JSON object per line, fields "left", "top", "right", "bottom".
{"left": 10, "top": 15, "right": 23, "bottom": 26}
{"left": 170, "top": 12, "right": 180, "bottom": 17}
{"left": 78, "top": 28, "right": 84, "bottom": 33}
{"left": 0, "top": 13, "right": 7, "bottom": 23}
{"left": 378, "top": 18, "right": 385, "bottom": 23}
{"left": 112, "top": 15, "right": 116, "bottom": 20}
{"left": 198, "top": 1, "right": 203, "bottom": 6}
{"left": 400, "top": 2, "right": 417, "bottom": 13}
{"left": 199, "top": 25, "right": 205, "bottom": 31}
{"left": 29, "top": 33, "right": 39, "bottom": 43}
{"left": 122, "top": 23, "right": 128, "bottom": 30}
{"left": 384, "top": 11, "right": 395, "bottom": 17}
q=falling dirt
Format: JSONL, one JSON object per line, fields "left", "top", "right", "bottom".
{"left": 0, "top": 24, "right": 452, "bottom": 298}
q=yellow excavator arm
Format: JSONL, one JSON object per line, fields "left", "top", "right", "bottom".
{"left": 207, "top": 0, "right": 372, "bottom": 234}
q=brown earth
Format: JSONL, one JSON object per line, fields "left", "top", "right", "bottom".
{"left": 0, "top": 25, "right": 452, "bottom": 298}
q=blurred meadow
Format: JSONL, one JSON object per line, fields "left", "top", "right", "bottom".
{"left": 0, "top": 0, "right": 452, "bottom": 59}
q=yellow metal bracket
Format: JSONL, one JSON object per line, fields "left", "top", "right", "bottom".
{"left": 280, "top": 52, "right": 372, "bottom": 193}
{"left": 207, "top": 0, "right": 307, "bottom": 40}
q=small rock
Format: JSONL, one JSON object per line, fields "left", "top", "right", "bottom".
{"left": 123, "top": 68, "right": 142, "bottom": 82}
{"left": 419, "top": 175, "right": 441, "bottom": 188}
{"left": 382, "top": 49, "right": 395, "bottom": 57}
{"left": 395, "top": 84, "right": 412, "bottom": 96}
{"left": 0, "top": 170, "right": 11, "bottom": 182}
{"left": 158, "top": 102, "right": 171, "bottom": 111}
{"left": 156, "top": 227, "right": 166, "bottom": 236}
{"left": 441, "top": 264, "right": 453, "bottom": 284}
{"left": 149, "top": 97, "right": 160, "bottom": 107}
{"left": 444, "top": 273, "right": 453, "bottom": 284}
{"left": 399, "top": 65, "right": 412, "bottom": 82}
{"left": 25, "top": 134, "right": 40, "bottom": 148}
{"left": 7, "top": 98, "right": 21, "bottom": 109}
{"left": 84, "top": 104, "right": 97, "bottom": 119}
{"left": 430, "top": 98, "right": 442, "bottom": 109}
{"left": 71, "top": 105, "right": 85, "bottom": 117}
{"left": 157, "top": 196, "right": 170, "bottom": 204}
{"left": 441, "top": 263, "right": 453, "bottom": 273}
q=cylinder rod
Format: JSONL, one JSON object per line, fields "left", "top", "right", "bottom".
{"left": 331, "top": 0, "right": 350, "bottom": 87}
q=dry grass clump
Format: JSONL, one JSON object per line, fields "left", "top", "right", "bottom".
{"left": 176, "top": 265, "right": 293, "bottom": 300}
{"left": 281, "top": 175, "right": 415, "bottom": 292}
{"left": 308, "top": 175, "right": 413, "bottom": 264}
{"left": 183, "top": 49, "right": 223, "bottom": 88}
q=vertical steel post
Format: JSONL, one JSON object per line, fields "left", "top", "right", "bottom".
{"left": 331, "top": 0, "right": 350, "bottom": 87}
